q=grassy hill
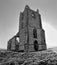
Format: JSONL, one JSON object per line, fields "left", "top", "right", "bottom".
{"left": 0, "top": 49, "right": 57, "bottom": 65}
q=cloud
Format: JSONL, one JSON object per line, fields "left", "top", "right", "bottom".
{"left": 43, "top": 21, "right": 57, "bottom": 48}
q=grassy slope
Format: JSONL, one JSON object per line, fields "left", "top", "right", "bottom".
{"left": 0, "top": 49, "right": 57, "bottom": 65}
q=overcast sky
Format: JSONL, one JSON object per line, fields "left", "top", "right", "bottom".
{"left": 0, "top": 0, "right": 57, "bottom": 49}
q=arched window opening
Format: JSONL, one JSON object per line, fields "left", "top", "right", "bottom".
{"left": 34, "top": 40, "right": 38, "bottom": 51}
{"left": 16, "top": 37, "right": 19, "bottom": 43}
{"left": 15, "top": 37, "right": 19, "bottom": 51}
{"left": 33, "top": 29, "right": 37, "bottom": 38}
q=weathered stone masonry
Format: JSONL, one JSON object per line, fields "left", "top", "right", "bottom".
{"left": 7, "top": 5, "right": 47, "bottom": 52}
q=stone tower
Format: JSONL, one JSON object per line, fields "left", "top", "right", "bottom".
{"left": 7, "top": 5, "right": 47, "bottom": 52}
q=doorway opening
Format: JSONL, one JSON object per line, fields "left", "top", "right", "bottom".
{"left": 34, "top": 40, "right": 38, "bottom": 51}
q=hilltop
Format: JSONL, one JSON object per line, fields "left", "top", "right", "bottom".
{"left": 0, "top": 49, "right": 57, "bottom": 65}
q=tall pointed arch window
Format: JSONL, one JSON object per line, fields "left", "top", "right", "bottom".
{"left": 32, "top": 12, "right": 36, "bottom": 19}
{"left": 33, "top": 28, "right": 37, "bottom": 38}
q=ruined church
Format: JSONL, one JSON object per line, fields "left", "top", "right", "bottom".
{"left": 7, "top": 5, "right": 47, "bottom": 52}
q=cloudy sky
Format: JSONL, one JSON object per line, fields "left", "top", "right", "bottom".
{"left": 0, "top": 0, "right": 57, "bottom": 49}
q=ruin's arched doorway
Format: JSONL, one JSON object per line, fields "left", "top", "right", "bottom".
{"left": 34, "top": 40, "right": 38, "bottom": 51}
